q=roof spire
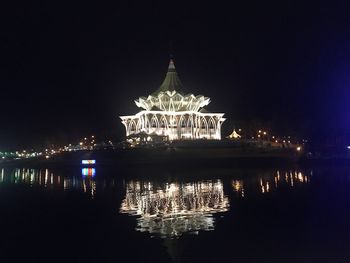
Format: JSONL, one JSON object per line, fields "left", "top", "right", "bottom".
{"left": 168, "top": 58, "right": 176, "bottom": 71}
{"left": 152, "top": 58, "right": 187, "bottom": 95}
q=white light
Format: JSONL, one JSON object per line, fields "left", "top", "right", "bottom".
{"left": 120, "top": 110, "right": 225, "bottom": 140}
{"left": 120, "top": 180, "right": 229, "bottom": 237}
{"left": 82, "top": 160, "right": 96, "bottom": 165}
{"left": 120, "top": 60, "right": 226, "bottom": 141}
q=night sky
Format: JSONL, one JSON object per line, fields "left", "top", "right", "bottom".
{"left": 2, "top": 1, "right": 350, "bottom": 149}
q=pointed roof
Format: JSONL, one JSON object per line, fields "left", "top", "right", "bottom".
{"left": 152, "top": 59, "right": 188, "bottom": 95}
{"left": 228, "top": 129, "right": 241, "bottom": 139}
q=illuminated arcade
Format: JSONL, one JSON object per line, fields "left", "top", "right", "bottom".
{"left": 120, "top": 59, "right": 226, "bottom": 140}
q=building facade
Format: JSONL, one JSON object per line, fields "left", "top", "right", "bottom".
{"left": 120, "top": 59, "right": 225, "bottom": 140}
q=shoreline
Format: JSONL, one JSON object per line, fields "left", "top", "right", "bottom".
{"left": 1, "top": 147, "right": 345, "bottom": 169}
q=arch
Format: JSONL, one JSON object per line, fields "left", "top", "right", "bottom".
{"left": 136, "top": 119, "right": 142, "bottom": 132}
{"left": 159, "top": 115, "right": 168, "bottom": 129}
{"left": 144, "top": 116, "right": 150, "bottom": 129}
{"left": 187, "top": 115, "right": 194, "bottom": 129}
{"left": 178, "top": 114, "right": 189, "bottom": 138}
{"left": 179, "top": 115, "right": 187, "bottom": 128}
{"left": 208, "top": 117, "right": 216, "bottom": 138}
{"left": 200, "top": 117, "right": 209, "bottom": 137}
{"left": 208, "top": 117, "right": 216, "bottom": 129}
{"left": 129, "top": 120, "right": 137, "bottom": 134}
{"left": 151, "top": 115, "right": 159, "bottom": 129}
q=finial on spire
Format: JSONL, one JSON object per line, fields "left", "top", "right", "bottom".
{"left": 168, "top": 58, "right": 176, "bottom": 71}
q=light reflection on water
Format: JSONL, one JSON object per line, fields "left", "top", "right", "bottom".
{"left": 0, "top": 168, "right": 101, "bottom": 198}
{"left": 1, "top": 166, "right": 349, "bottom": 262}
{"left": 121, "top": 170, "right": 311, "bottom": 238}
{"left": 0, "top": 167, "right": 312, "bottom": 239}
{"left": 232, "top": 170, "right": 311, "bottom": 197}
{"left": 120, "top": 180, "right": 229, "bottom": 238}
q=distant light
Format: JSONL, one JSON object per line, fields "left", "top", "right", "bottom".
{"left": 263, "top": 131, "right": 267, "bottom": 135}
{"left": 82, "top": 168, "right": 96, "bottom": 177}
{"left": 79, "top": 142, "right": 83, "bottom": 146}
{"left": 82, "top": 160, "right": 96, "bottom": 165}
{"left": 296, "top": 146, "right": 302, "bottom": 152}
{"left": 45, "top": 155, "right": 50, "bottom": 159}
{"left": 347, "top": 146, "right": 350, "bottom": 149}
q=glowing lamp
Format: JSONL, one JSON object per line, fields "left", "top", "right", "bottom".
{"left": 82, "top": 168, "right": 96, "bottom": 177}
{"left": 82, "top": 160, "right": 96, "bottom": 165}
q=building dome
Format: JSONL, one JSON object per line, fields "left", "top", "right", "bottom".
{"left": 134, "top": 59, "right": 210, "bottom": 112}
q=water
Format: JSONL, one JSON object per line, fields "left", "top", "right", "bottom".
{"left": 0, "top": 165, "right": 349, "bottom": 262}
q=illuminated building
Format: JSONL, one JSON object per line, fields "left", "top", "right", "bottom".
{"left": 120, "top": 59, "right": 225, "bottom": 140}
{"left": 227, "top": 129, "right": 241, "bottom": 139}
{"left": 120, "top": 180, "right": 229, "bottom": 237}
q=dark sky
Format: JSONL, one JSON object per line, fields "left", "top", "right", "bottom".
{"left": 1, "top": 1, "right": 350, "bottom": 149}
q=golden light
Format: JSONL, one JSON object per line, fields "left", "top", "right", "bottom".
{"left": 228, "top": 129, "right": 241, "bottom": 139}
{"left": 296, "top": 146, "right": 301, "bottom": 152}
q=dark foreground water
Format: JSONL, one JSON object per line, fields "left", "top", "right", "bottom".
{"left": 0, "top": 165, "right": 349, "bottom": 263}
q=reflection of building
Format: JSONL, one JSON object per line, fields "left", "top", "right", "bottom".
{"left": 120, "top": 59, "right": 225, "bottom": 141}
{"left": 120, "top": 180, "right": 229, "bottom": 237}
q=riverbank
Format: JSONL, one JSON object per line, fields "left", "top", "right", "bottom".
{"left": 0, "top": 146, "right": 301, "bottom": 169}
